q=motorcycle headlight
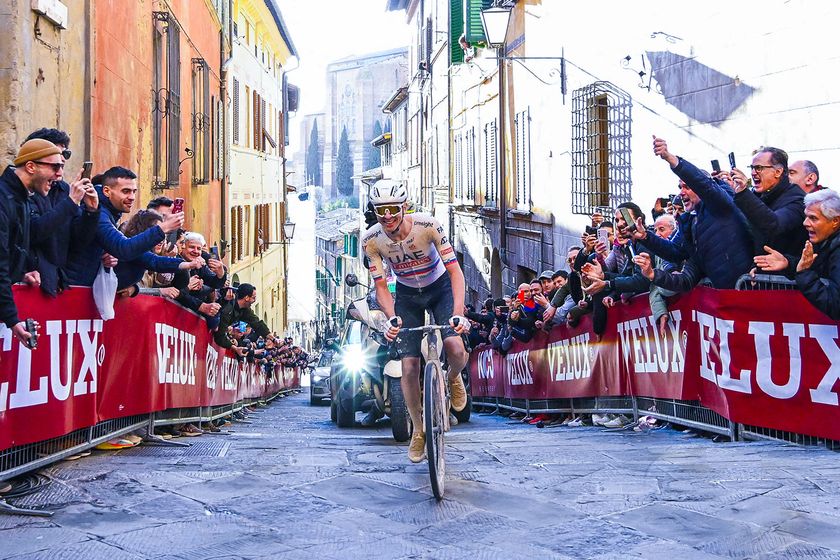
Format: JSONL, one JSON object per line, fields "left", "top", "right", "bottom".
{"left": 342, "top": 345, "right": 366, "bottom": 374}
{"left": 313, "top": 375, "right": 322, "bottom": 382}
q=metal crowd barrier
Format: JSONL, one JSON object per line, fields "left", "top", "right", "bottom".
{"left": 469, "top": 273, "right": 839, "bottom": 448}
{"left": 0, "top": 388, "right": 301, "bottom": 485}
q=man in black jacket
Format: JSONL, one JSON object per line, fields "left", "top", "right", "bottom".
{"left": 215, "top": 284, "right": 271, "bottom": 355}
{"left": 731, "top": 146, "right": 807, "bottom": 258}
{"left": 25, "top": 128, "right": 100, "bottom": 296}
{"left": 173, "top": 231, "right": 227, "bottom": 325}
{"left": 795, "top": 190, "right": 840, "bottom": 320}
{"left": 632, "top": 137, "right": 755, "bottom": 291}
{"left": 0, "top": 139, "right": 64, "bottom": 344}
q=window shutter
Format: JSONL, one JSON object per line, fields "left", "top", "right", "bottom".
{"left": 464, "top": 0, "right": 492, "bottom": 43}
{"left": 450, "top": 0, "right": 464, "bottom": 65}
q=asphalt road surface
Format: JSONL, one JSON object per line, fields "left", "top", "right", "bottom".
{"left": 3, "top": 392, "right": 840, "bottom": 559}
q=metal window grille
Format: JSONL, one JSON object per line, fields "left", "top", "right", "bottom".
{"left": 232, "top": 77, "right": 240, "bottom": 145}
{"left": 483, "top": 119, "right": 498, "bottom": 205}
{"left": 466, "top": 127, "right": 477, "bottom": 202}
{"left": 191, "top": 58, "right": 210, "bottom": 184}
{"left": 571, "top": 81, "right": 632, "bottom": 214}
{"left": 514, "top": 108, "right": 531, "bottom": 210}
{"left": 152, "top": 12, "right": 181, "bottom": 189}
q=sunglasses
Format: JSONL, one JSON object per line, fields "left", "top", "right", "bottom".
{"left": 61, "top": 149, "right": 71, "bottom": 160}
{"left": 32, "top": 161, "right": 65, "bottom": 172}
{"left": 373, "top": 204, "right": 402, "bottom": 217}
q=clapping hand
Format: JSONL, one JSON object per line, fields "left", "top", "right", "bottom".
{"left": 797, "top": 241, "right": 817, "bottom": 272}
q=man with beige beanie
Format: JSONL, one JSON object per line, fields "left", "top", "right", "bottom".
{"left": 0, "top": 138, "right": 64, "bottom": 345}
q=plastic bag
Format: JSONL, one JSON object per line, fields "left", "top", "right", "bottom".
{"left": 92, "top": 265, "right": 118, "bottom": 320}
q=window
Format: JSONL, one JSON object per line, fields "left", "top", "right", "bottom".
{"left": 466, "top": 126, "right": 477, "bottom": 202}
{"left": 244, "top": 206, "right": 251, "bottom": 257}
{"left": 245, "top": 85, "right": 251, "bottom": 148}
{"left": 191, "top": 57, "right": 210, "bottom": 184}
{"left": 571, "top": 81, "right": 632, "bottom": 214}
{"left": 449, "top": 0, "right": 464, "bottom": 65}
{"left": 483, "top": 119, "right": 498, "bottom": 205}
{"left": 152, "top": 12, "right": 181, "bottom": 188}
{"left": 453, "top": 132, "right": 463, "bottom": 200}
{"left": 232, "top": 77, "right": 240, "bottom": 145}
{"left": 514, "top": 108, "right": 532, "bottom": 210}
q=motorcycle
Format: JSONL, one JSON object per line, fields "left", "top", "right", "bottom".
{"left": 330, "top": 274, "right": 412, "bottom": 442}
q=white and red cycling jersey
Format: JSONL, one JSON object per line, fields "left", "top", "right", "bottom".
{"left": 362, "top": 213, "right": 457, "bottom": 289}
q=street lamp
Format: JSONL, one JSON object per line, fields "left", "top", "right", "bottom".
{"left": 282, "top": 217, "right": 296, "bottom": 243}
{"left": 261, "top": 217, "right": 296, "bottom": 247}
{"left": 480, "top": 3, "right": 513, "bottom": 49}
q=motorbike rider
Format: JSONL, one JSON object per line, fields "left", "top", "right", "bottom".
{"left": 362, "top": 180, "right": 470, "bottom": 463}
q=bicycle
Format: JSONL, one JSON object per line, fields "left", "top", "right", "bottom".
{"left": 393, "top": 320, "right": 461, "bottom": 501}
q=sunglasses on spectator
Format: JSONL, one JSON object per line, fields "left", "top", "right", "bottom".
{"left": 373, "top": 204, "right": 402, "bottom": 217}
{"left": 749, "top": 164, "right": 779, "bottom": 172}
{"left": 61, "top": 149, "right": 71, "bottom": 160}
{"left": 32, "top": 161, "right": 65, "bottom": 171}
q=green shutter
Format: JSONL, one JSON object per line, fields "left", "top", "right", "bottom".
{"left": 450, "top": 0, "right": 464, "bottom": 65}
{"left": 464, "top": 0, "right": 492, "bottom": 43}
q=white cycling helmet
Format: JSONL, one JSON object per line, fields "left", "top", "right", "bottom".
{"left": 369, "top": 179, "right": 407, "bottom": 206}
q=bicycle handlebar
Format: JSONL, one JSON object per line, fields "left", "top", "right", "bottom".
{"left": 389, "top": 317, "right": 460, "bottom": 333}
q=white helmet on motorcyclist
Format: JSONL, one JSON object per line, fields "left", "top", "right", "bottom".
{"left": 369, "top": 179, "right": 407, "bottom": 207}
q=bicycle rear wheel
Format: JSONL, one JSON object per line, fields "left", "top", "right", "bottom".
{"left": 424, "top": 361, "right": 446, "bottom": 500}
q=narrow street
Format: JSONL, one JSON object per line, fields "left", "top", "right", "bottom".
{"left": 3, "top": 393, "right": 840, "bottom": 559}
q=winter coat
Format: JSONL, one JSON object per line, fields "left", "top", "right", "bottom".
{"left": 29, "top": 179, "right": 99, "bottom": 295}
{"left": 639, "top": 157, "right": 755, "bottom": 289}
{"left": 734, "top": 175, "right": 808, "bottom": 257}
{"left": 0, "top": 167, "right": 32, "bottom": 327}
{"left": 172, "top": 251, "right": 227, "bottom": 313}
{"left": 796, "top": 231, "right": 840, "bottom": 320}
{"left": 115, "top": 252, "right": 183, "bottom": 291}
{"left": 65, "top": 191, "right": 165, "bottom": 286}
{"left": 215, "top": 300, "right": 270, "bottom": 349}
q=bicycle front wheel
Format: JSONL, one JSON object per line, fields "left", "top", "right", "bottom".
{"left": 424, "top": 361, "right": 446, "bottom": 500}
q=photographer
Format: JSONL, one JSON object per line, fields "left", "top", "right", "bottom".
{"left": 730, "top": 147, "right": 807, "bottom": 258}
{"left": 173, "top": 232, "right": 227, "bottom": 326}
{"left": 488, "top": 298, "right": 510, "bottom": 353}
{"left": 504, "top": 282, "right": 545, "bottom": 344}
{"left": 634, "top": 137, "right": 755, "bottom": 290}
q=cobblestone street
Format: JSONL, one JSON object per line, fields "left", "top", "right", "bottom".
{"left": 3, "top": 392, "right": 840, "bottom": 559}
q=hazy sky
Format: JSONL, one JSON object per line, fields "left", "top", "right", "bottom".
{"left": 277, "top": 1, "right": 411, "bottom": 156}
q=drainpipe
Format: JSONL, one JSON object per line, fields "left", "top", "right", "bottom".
{"left": 83, "top": 0, "right": 93, "bottom": 159}
{"left": 497, "top": 50, "right": 507, "bottom": 264}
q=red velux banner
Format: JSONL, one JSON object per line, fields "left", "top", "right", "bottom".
{"left": 0, "top": 286, "right": 299, "bottom": 451}
{"left": 469, "top": 287, "right": 840, "bottom": 441}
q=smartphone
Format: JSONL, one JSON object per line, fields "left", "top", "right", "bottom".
{"left": 594, "top": 206, "right": 611, "bottom": 215}
{"left": 25, "top": 318, "right": 38, "bottom": 350}
{"left": 728, "top": 152, "right": 736, "bottom": 169}
{"left": 669, "top": 194, "right": 684, "bottom": 207}
{"left": 209, "top": 245, "right": 220, "bottom": 260}
{"left": 498, "top": 305, "right": 509, "bottom": 314}
{"left": 517, "top": 290, "right": 526, "bottom": 304}
{"left": 172, "top": 197, "right": 185, "bottom": 214}
{"left": 585, "top": 225, "right": 597, "bottom": 235}
{"left": 82, "top": 161, "right": 93, "bottom": 180}
{"left": 710, "top": 159, "right": 721, "bottom": 173}
{"left": 619, "top": 207, "right": 637, "bottom": 233}
{"left": 597, "top": 227, "right": 610, "bottom": 247}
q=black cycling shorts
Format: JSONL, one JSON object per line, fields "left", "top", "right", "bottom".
{"left": 394, "top": 272, "right": 457, "bottom": 358}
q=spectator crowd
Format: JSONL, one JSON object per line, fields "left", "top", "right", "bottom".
{"left": 0, "top": 128, "right": 309, "bottom": 446}
{"left": 464, "top": 136, "right": 838, "bottom": 427}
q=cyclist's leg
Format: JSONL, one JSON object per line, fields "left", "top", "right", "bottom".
{"left": 427, "top": 274, "right": 470, "bottom": 382}
{"left": 394, "top": 285, "right": 426, "bottom": 434}
{"left": 400, "top": 356, "right": 422, "bottom": 431}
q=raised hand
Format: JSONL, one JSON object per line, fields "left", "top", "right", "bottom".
{"left": 797, "top": 241, "right": 817, "bottom": 272}
{"left": 754, "top": 246, "right": 789, "bottom": 272}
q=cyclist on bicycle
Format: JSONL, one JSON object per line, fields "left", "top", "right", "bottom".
{"left": 362, "top": 179, "right": 470, "bottom": 463}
